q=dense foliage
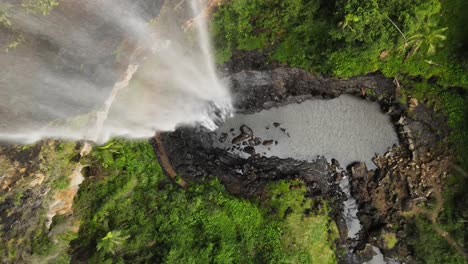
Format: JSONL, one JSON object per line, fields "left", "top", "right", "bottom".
{"left": 213, "top": 0, "right": 468, "bottom": 86}
{"left": 213, "top": 0, "right": 468, "bottom": 262}
{"left": 408, "top": 217, "right": 466, "bottom": 264}
{"left": 71, "top": 140, "right": 338, "bottom": 263}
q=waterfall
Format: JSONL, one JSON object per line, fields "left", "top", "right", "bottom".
{"left": 0, "top": 0, "right": 232, "bottom": 144}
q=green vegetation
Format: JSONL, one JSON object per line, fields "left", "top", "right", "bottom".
{"left": 213, "top": 0, "right": 468, "bottom": 262}
{"left": 0, "top": 0, "right": 59, "bottom": 52}
{"left": 213, "top": 0, "right": 468, "bottom": 86}
{"left": 382, "top": 232, "right": 397, "bottom": 249}
{"left": 265, "top": 180, "right": 338, "bottom": 263}
{"left": 0, "top": 140, "right": 79, "bottom": 263}
{"left": 408, "top": 217, "right": 466, "bottom": 264}
{"left": 21, "top": 0, "right": 59, "bottom": 16}
{"left": 72, "top": 140, "right": 338, "bottom": 263}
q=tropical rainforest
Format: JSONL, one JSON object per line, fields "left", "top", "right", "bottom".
{"left": 0, "top": 0, "right": 467, "bottom": 263}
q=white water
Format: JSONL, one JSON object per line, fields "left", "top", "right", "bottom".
{"left": 0, "top": 0, "right": 232, "bottom": 144}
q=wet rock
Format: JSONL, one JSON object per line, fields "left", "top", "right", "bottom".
{"left": 219, "top": 133, "right": 228, "bottom": 143}
{"left": 240, "top": 125, "right": 253, "bottom": 137}
{"left": 231, "top": 134, "right": 250, "bottom": 144}
{"left": 262, "top": 140, "right": 274, "bottom": 146}
{"left": 243, "top": 146, "right": 255, "bottom": 155}
{"left": 157, "top": 128, "right": 338, "bottom": 199}
{"left": 251, "top": 137, "right": 262, "bottom": 146}
{"left": 228, "top": 68, "right": 397, "bottom": 112}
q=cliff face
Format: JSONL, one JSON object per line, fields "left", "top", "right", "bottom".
{"left": 0, "top": 141, "right": 80, "bottom": 263}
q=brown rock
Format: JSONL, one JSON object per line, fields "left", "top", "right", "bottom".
{"left": 231, "top": 134, "right": 250, "bottom": 144}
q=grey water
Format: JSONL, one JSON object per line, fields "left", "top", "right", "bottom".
{"left": 214, "top": 94, "right": 398, "bottom": 169}
{"left": 214, "top": 94, "right": 399, "bottom": 245}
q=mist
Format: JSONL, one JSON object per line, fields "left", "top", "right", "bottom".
{"left": 0, "top": 0, "right": 232, "bottom": 144}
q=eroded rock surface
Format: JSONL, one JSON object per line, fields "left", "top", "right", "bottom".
{"left": 157, "top": 128, "right": 338, "bottom": 199}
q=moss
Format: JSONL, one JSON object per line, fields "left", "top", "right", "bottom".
{"left": 382, "top": 232, "right": 398, "bottom": 249}
{"left": 265, "top": 180, "right": 338, "bottom": 264}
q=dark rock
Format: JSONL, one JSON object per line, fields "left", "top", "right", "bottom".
{"left": 252, "top": 137, "right": 262, "bottom": 146}
{"left": 219, "top": 133, "right": 228, "bottom": 143}
{"left": 262, "top": 140, "right": 274, "bottom": 146}
{"left": 240, "top": 125, "right": 253, "bottom": 137}
{"left": 157, "top": 128, "right": 337, "bottom": 199}
{"left": 243, "top": 146, "right": 256, "bottom": 155}
{"left": 273, "top": 122, "right": 280, "bottom": 127}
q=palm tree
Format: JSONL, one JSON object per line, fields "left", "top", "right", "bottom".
{"left": 400, "top": 17, "right": 448, "bottom": 58}
{"left": 97, "top": 230, "right": 130, "bottom": 255}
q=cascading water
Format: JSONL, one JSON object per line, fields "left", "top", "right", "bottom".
{"left": 0, "top": 0, "right": 232, "bottom": 144}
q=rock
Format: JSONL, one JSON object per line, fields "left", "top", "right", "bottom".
{"left": 252, "top": 137, "right": 262, "bottom": 146}
{"left": 358, "top": 244, "right": 377, "bottom": 262}
{"left": 262, "top": 140, "right": 274, "bottom": 146}
{"left": 231, "top": 134, "right": 250, "bottom": 144}
{"left": 273, "top": 122, "right": 280, "bottom": 127}
{"left": 240, "top": 125, "right": 253, "bottom": 137}
{"left": 243, "top": 146, "right": 255, "bottom": 155}
{"left": 219, "top": 133, "right": 228, "bottom": 143}
{"left": 409, "top": 98, "right": 418, "bottom": 109}
{"left": 28, "top": 173, "right": 45, "bottom": 188}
